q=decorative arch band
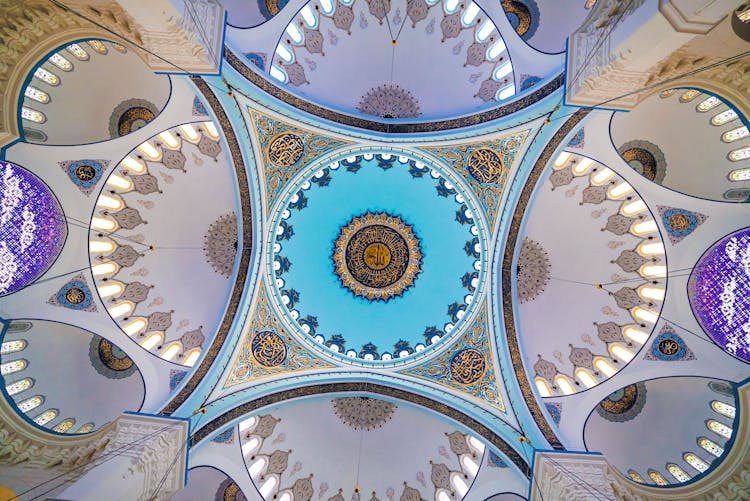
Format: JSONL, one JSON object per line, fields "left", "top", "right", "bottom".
{"left": 190, "top": 381, "right": 530, "bottom": 476}
{"left": 500, "top": 109, "right": 591, "bottom": 450}
{"left": 161, "top": 77, "right": 253, "bottom": 415}
{"left": 225, "top": 49, "right": 563, "bottom": 134}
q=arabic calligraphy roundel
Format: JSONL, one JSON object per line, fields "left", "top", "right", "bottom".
{"left": 449, "top": 347, "right": 486, "bottom": 385}
{"left": 332, "top": 212, "right": 422, "bottom": 302}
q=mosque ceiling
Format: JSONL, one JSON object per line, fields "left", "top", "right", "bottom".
{"left": 3, "top": 2, "right": 750, "bottom": 499}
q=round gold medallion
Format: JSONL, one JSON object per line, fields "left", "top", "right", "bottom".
{"left": 332, "top": 212, "right": 422, "bottom": 302}
{"left": 363, "top": 242, "right": 392, "bottom": 270}
{"left": 268, "top": 132, "right": 304, "bottom": 167}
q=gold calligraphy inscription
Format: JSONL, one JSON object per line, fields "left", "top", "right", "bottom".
{"left": 467, "top": 148, "right": 505, "bottom": 184}
{"left": 449, "top": 348, "right": 486, "bottom": 385}
{"left": 64, "top": 287, "right": 86, "bottom": 304}
{"left": 251, "top": 330, "right": 287, "bottom": 367}
{"left": 364, "top": 242, "right": 391, "bottom": 270}
{"left": 267, "top": 132, "right": 304, "bottom": 167}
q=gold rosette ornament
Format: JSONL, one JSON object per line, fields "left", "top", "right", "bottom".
{"left": 332, "top": 212, "right": 422, "bottom": 302}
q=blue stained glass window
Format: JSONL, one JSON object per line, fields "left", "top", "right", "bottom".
{"left": 0, "top": 161, "right": 67, "bottom": 295}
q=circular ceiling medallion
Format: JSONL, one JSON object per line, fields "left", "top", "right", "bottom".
{"left": 268, "top": 132, "right": 305, "bottom": 167}
{"left": 332, "top": 212, "right": 422, "bottom": 301}
{"left": 595, "top": 383, "right": 647, "bottom": 423}
{"left": 269, "top": 150, "right": 485, "bottom": 364}
{"left": 467, "top": 148, "right": 505, "bottom": 184}
{"left": 251, "top": 330, "right": 287, "bottom": 367}
{"left": 449, "top": 348, "right": 486, "bottom": 385}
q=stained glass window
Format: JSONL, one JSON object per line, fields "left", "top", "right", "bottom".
{"left": 66, "top": 44, "right": 89, "bottom": 60}
{"left": 659, "top": 89, "right": 676, "bottom": 98}
{"left": 34, "top": 409, "right": 58, "bottom": 425}
{"left": 17, "top": 395, "right": 43, "bottom": 412}
{"left": 1, "top": 359, "right": 27, "bottom": 375}
{"left": 679, "top": 89, "right": 700, "bottom": 103}
{"left": 111, "top": 42, "right": 128, "bottom": 53}
{"left": 697, "top": 96, "right": 721, "bottom": 112}
{"left": 689, "top": 229, "right": 750, "bottom": 362}
{"left": 722, "top": 126, "right": 749, "bottom": 143}
{"left": 628, "top": 470, "right": 645, "bottom": 483}
{"left": 684, "top": 453, "right": 709, "bottom": 473}
{"left": 698, "top": 437, "right": 724, "bottom": 457}
{"left": 667, "top": 464, "right": 691, "bottom": 482}
{"left": 76, "top": 422, "right": 95, "bottom": 433}
{"left": 729, "top": 168, "right": 750, "bottom": 181}
{"left": 712, "top": 109, "right": 738, "bottom": 126}
{"left": 711, "top": 401, "right": 736, "bottom": 419}
{"left": 53, "top": 418, "right": 75, "bottom": 433}
{"left": 48, "top": 53, "right": 72, "bottom": 71}
{"left": 728, "top": 147, "right": 750, "bottom": 162}
{"left": 648, "top": 470, "right": 669, "bottom": 485}
{"left": 24, "top": 86, "right": 50, "bottom": 104}
{"left": 33, "top": 67, "right": 59, "bottom": 86}
{"left": 707, "top": 419, "right": 732, "bottom": 439}
{"left": 87, "top": 40, "right": 108, "bottom": 54}
{"left": 21, "top": 107, "right": 46, "bottom": 123}
{"left": 5, "top": 377, "right": 33, "bottom": 395}
{"left": 1, "top": 339, "right": 26, "bottom": 354}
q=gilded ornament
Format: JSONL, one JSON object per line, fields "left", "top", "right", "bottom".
{"left": 332, "top": 212, "right": 422, "bottom": 302}
{"left": 268, "top": 132, "right": 305, "bottom": 167}
{"left": 467, "top": 148, "right": 505, "bottom": 184}
{"left": 596, "top": 383, "right": 647, "bottom": 422}
{"left": 251, "top": 330, "right": 287, "bottom": 367}
{"left": 64, "top": 287, "right": 86, "bottom": 304}
{"left": 449, "top": 348, "right": 486, "bottom": 385}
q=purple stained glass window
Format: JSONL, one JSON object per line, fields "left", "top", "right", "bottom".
{"left": 0, "top": 161, "right": 66, "bottom": 295}
{"left": 689, "top": 228, "right": 750, "bottom": 362}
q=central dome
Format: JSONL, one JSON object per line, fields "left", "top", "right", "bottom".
{"left": 269, "top": 0, "right": 516, "bottom": 120}
{"left": 268, "top": 150, "right": 485, "bottom": 364}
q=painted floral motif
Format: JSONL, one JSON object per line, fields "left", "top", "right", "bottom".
{"left": 516, "top": 237, "right": 550, "bottom": 303}
{"left": 331, "top": 397, "right": 397, "bottom": 430}
{"left": 203, "top": 213, "right": 238, "bottom": 278}
{"left": 357, "top": 84, "right": 421, "bottom": 119}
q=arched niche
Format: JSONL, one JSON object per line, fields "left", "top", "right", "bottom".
{"left": 583, "top": 376, "right": 738, "bottom": 487}
{"left": 610, "top": 87, "right": 750, "bottom": 202}
{"left": 19, "top": 39, "right": 170, "bottom": 146}
{"left": 0, "top": 319, "right": 145, "bottom": 433}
